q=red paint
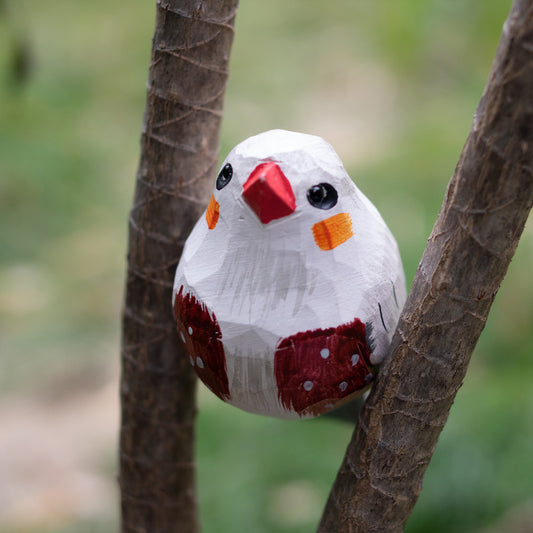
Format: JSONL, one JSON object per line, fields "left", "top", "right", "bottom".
{"left": 174, "top": 286, "right": 230, "bottom": 400}
{"left": 274, "top": 318, "right": 374, "bottom": 416}
{"left": 242, "top": 162, "right": 296, "bottom": 224}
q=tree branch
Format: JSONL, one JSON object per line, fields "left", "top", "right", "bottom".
{"left": 318, "top": 1, "right": 533, "bottom": 531}
{"left": 119, "top": 2, "right": 238, "bottom": 532}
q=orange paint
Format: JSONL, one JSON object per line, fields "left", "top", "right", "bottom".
{"left": 312, "top": 212, "right": 354, "bottom": 250}
{"left": 205, "top": 194, "right": 220, "bottom": 229}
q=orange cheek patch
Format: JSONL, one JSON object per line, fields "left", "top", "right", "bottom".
{"left": 312, "top": 212, "right": 354, "bottom": 250}
{"left": 205, "top": 194, "right": 220, "bottom": 230}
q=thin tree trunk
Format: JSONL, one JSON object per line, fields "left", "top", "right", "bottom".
{"left": 119, "top": 2, "right": 238, "bottom": 532}
{"left": 318, "top": 1, "right": 533, "bottom": 531}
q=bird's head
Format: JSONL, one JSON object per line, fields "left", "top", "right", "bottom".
{"left": 204, "top": 129, "right": 366, "bottom": 253}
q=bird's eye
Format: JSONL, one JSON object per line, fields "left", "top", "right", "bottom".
{"left": 216, "top": 163, "right": 233, "bottom": 190}
{"left": 306, "top": 183, "right": 338, "bottom": 210}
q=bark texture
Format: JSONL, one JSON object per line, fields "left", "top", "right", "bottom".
{"left": 318, "top": 1, "right": 533, "bottom": 531}
{"left": 119, "top": 2, "right": 238, "bottom": 532}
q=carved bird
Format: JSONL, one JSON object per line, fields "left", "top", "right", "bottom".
{"left": 173, "top": 129, "right": 406, "bottom": 419}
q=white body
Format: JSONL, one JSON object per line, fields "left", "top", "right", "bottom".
{"left": 173, "top": 129, "right": 406, "bottom": 418}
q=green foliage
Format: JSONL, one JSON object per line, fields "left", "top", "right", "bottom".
{"left": 2, "top": 0, "right": 531, "bottom": 532}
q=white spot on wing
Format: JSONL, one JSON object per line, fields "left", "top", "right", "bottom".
{"left": 303, "top": 381, "right": 314, "bottom": 391}
{"left": 320, "top": 348, "right": 330, "bottom": 359}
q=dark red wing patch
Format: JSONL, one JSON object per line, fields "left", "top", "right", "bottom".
{"left": 173, "top": 286, "right": 230, "bottom": 400}
{"left": 274, "top": 318, "right": 374, "bottom": 416}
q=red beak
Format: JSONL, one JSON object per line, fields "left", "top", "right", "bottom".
{"left": 242, "top": 162, "right": 296, "bottom": 224}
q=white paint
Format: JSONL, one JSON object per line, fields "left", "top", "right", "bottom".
{"left": 173, "top": 129, "right": 406, "bottom": 419}
{"left": 303, "top": 381, "right": 314, "bottom": 391}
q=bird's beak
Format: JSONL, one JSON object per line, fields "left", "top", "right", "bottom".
{"left": 242, "top": 162, "right": 296, "bottom": 224}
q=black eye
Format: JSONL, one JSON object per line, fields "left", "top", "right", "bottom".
{"left": 216, "top": 163, "right": 233, "bottom": 190}
{"left": 306, "top": 183, "right": 338, "bottom": 209}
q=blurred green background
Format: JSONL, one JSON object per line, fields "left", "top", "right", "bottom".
{"left": 1, "top": 0, "right": 532, "bottom": 532}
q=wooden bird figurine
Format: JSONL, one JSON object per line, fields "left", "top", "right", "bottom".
{"left": 173, "top": 129, "right": 406, "bottom": 419}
